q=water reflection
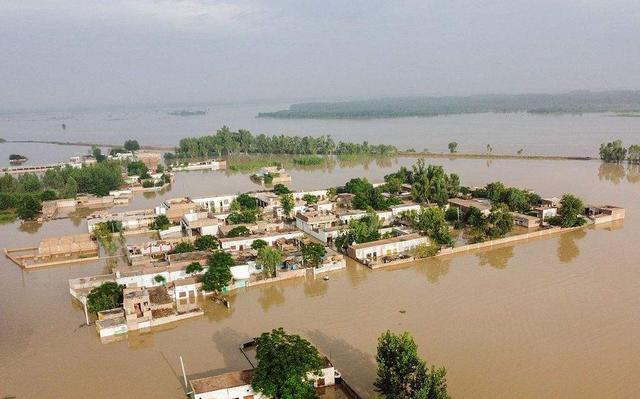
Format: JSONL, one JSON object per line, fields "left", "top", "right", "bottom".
{"left": 416, "top": 257, "right": 451, "bottom": 284}
{"left": 257, "top": 285, "right": 286, "bottom": 312}
{"left": 211, "top": 327, "right": 253, "bottom": 373}
{"left": 18, "top": 221, "right": 43, "bottom": 234}
{"left": 477, "top": 246, "right": 514, "bottom": 269}
{"left": 557, "top": 229, "right": 586, "bottom": 263}
{"left": 304, "top": 276, "right": 329, "bottom": 297}
{"left": 597, "top": 162, "right": 640, "bottom": 184}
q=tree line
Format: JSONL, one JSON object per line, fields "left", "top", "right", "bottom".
{"left": 599, "top": 139, "right": 640, "bottom": 163}
{"left": 167, "top": 126, "right": 398, "bottom": 159}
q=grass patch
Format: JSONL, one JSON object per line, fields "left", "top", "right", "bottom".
{"left": 292, "top": 155, "right": 325, "bottom": 165}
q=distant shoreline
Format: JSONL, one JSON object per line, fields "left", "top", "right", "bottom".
{"left": 2, "top": 139, "right": 597, "bottom": 162}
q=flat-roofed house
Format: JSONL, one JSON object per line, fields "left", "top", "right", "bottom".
{"left": 182, "top": 212, "right": 219, "bottom": 237}
{"left": 157, "top": 197, "right": 199, "bottom": 223}
{"left": 189, "top": 358, "right": 336, "bottom": 399}
{"left": 347, "top": 233, "right": 429, "bottom": 267}
{"left": 586, "top": 205, "right": 625, "bottom": 224}
{"left": 447, "top": 198, "right": 491, "bottom": 215}
{"left": 295, "top": 211, "right": 341, "bottom": 244}
{"left": 511, "top": 212, "right": 541, "bottom": 228}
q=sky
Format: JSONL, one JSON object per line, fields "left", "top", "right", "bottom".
{"left": 1, "top": 0, "right": 639, "bottom": 110}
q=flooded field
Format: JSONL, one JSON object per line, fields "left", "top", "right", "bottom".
{"left": 1, "top": 158, "right": 639, "bottom": 398}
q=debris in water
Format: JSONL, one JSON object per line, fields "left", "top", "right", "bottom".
{"left": 323, "top": 276, "right": 329, "bottom": 281}
{"left": 399, "top": 310, "right": 406, "bottom": 314}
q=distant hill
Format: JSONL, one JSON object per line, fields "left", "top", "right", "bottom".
{"left": 257, "top": 90, "right": 640, "bottom": 119}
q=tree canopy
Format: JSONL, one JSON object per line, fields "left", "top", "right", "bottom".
{"left": 557, "top": 194, "right": 585, "bottom": 227}
{"left": 257, "top": 246, "right": 284, "bottom": 278}
{"left": 251, "top": 328, "right": 323, "bottom": 399}
{"left": 86, "top": 282, "right": 123, "bottom": 314}
{"left": 375, "top": 330, "right": 450, "bottom": 399}
{"left": 201, "top": 251, "right": 234, "bottom": 292}
{"left": 599, "top": 140, "right": 627, "bottom": 163}
{"left": 409, "top": 207, "right": 453, "bottom": 246}
{"left": 194, "top": 235, "right": 218, "bottom": 250}
{"left": 301, "top": 242, "right": 326, "bottom": 267}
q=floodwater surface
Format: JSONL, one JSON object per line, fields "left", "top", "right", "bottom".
{"left": 0, "top": 159, "right": 639, "bottom": 399}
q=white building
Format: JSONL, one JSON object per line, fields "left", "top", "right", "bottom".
{"left": 347, "top": 233, "right": 429, "bottom": 265}
{"left": 192, "top": 194, "right": 238, "bottom": 213}
{"left": 219, "top": 230, "right": 304, "bottom": 251}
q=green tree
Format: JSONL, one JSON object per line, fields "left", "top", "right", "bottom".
{"left": 273, "top": 184, "right": 291, "bottom": 195}
{"left": 0, "top": 173, "right": 17, "bottom": 192}
{"left": 558, "top": 194, "right": 585, "bottom": 227}
{"left": 227, "top": 225, "right": 251, "bottom": 237}
{"left": 447, "top": 142, "right": 458, "bottom": 153}
{"left": 410, "top": 207, "right": 453, "bottom": 246}
{"left": 599, "top": 140, "right": 627, "bottom": 163}
{"left": 91, "top": 146, "right": 107, "bottom": 162}
{"left": 257, "top": 246, "right": 284, "bottom": 278}
{"left": 280, "top": 193, "right": 295, "bottom": 217}
{"left": 251, "top": 239, "right": 268, "bottom": 251}
{"left": 302, "top": 194, "right": 319, "bottom": 205}
{"left": 86, "top": 282, "right": 123, "bottom": 313}
{"left": 16, "top": 194, "right": 41, "bottom": 220}
{"left": 186, "top": 262, "right": 203, "bottom": 275}
{"left": 251, "top": 328, "right": 323, "bottom": 399}
{"left": 375, "top": 330, "right": 450, "bottom": 399}
{"left": 194, "top": 235, "right": 218, "bottom": 250}
{"left": 150, "top": 215, "right": 171, "bottom": 230}
{"left": 62, "top": 176, "right": 78, "bottom": 198}
{"left": 154, "top": 274, "right": 166, "bottom": 284}
{"left": 17, "top": 173, "right": 42, "bottom": 193}
{"left": 301, "top": 242, "right": 326, "bottom": 267}
{"left": 627, "top": 144, "right": 640, "bottom": 164}
{"left": 124, "top": 139, "right": 141, "bottom": 151}
{"left": 201, "top": 251, "right": 233, "bottom": 292}
{"left": 171, "top": 241, "right": 196, "bottom": 254}
{"left": 127, "top": 160, "right": 149, "bottom": 178}
{"left": 413, "top": 243, "right": 440, "bottom": 258}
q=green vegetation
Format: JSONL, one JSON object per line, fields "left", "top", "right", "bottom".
{"left": 256, "top": 246, "right": 284, "bottom": 278}
{"left": 343, "top": 177, "right": 400, "bottom": 210}
{"left": 384, "top": 160, "right": 459, "bottom": 206}
{"left": 154, "top": 274, "right": 166, "bottom": 284}
{"left": 251, "top": 239, "right": 268, "bottom": 251}
{"left": 170, "top": 241, "right": 196, "bottom": 254}
{"left": 335, "top": 212, "right": 381, "bottom": 251}
{"left": 172, "top": 126, "right": 397, "bottom": 158}
{"left": 302, "top": 194, "right": 319, "bottom": 205}
{"left": 127, "top": 160, "right": 150, "bottom": 178}
{"left": 465, "top": 205, "right": 514, "bottom": 243}
{"left": 87, "top": 282, "right": 123, "bottom": 314}
{"left": 280, "top": 193, "right": 294, "bottom": 217}
{"left": 186, "top": 262, "right": 203, "bottom": 275}
{"left": 228, "top": 159, "right": 281, "bottom": 172}
{"left": 293, "top": 155, "right": 324, "bottom": 165}
{"left": 149, "top": 215, "right": 171, "bottom": 231}
{"left": 599, "top": 140, "right": 627, "bottom": 163}
{"left": 554, "top": 194, "right": 586, "bottom": 227}
{"left": 478, "top": 181, "right": 540, "bottom": 213}
{"left": 301, "top": 242, "right": 326, "bottom": 268}
{"left": 227, "top": 194, "right": 261, "bottom": 224}
{"left": 273, "top": 184, "right": 291, "bottom": 195}
{"left": 194, "top": 235, "right": 218, "bottom": 250}
{"left": 374, "top": 330, "right": 450, "bottom": 399}
{"left": 226, "top": 226, "right": 251, "bottom": 237}
{"left": 258, "top": 90, "right": 640, "bottom": 119}
{"left": 124, "top": 139, "right": 140, "bottom": 152}
{"left": 413, "top": 243, "right": 441, "bottom": 258}
{"left": 251, "top": 328, "right": 323, "bottom": 399}
{"left": 599, "top": 139, "right": 640, "bottom": 164}
{"left": 408, "top": 207, "right": 453, "bottom": 246}
{"left": 201, "top": 251, "right": 233, "bottom": 292}
{"left": 0, "top": 161, "right": 123, "bottom": 220}
{"left": 92, "top": 221, "right": 123, "bottom": 253}
{"left": 447, "top": 142, "right": 458, "bottom": 153}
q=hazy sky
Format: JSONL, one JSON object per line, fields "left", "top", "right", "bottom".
{"left": 2, "top": 0, "right": 639, "bottom": 110}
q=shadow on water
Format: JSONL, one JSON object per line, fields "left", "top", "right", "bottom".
{"left": 476, "top": 245, "right": 514, "bottom": 270}
{"left": 557, "top": 229, "right": 587, "bottom": 263}
{"left": 305, "top": 329, "right": 376, "bottom": 398}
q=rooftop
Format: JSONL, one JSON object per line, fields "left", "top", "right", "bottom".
{"left": 349, "top": 233, "right": 425, "bottom": 249}
{"left": 190, "top": 369, "right": 254, "bottom": 394}
{"left": 448, "top": 197, "right": 491, "bottom": 211}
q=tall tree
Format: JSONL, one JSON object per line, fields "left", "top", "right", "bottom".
{"left": 201, "top": 251, "right": 233, "bottom": 292}
{"left": 257, "top": 246, "right": 284, "bottom": 278}
{"left": 558, "top": 194, "right": 585, "bottom": 227}
{"left": 301, "top": 242, "right": 326, "bottom": 267}
{"left": 251, "top": 328, "right": 323, "bottom": 399}
{"left": 280, "top": 193, "right": 295, "bottom": 217}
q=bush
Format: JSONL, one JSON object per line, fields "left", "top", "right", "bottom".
{"left": 154, "top": 274, "right": 166, "bottom": 284}
{"left": 87, "top": 282, "right": 123, "bottom": 313}
{"left": 227, "top": 226, "right": 251, "bottom": 237}
{"left": 272, "top": 184, "right": 291, "bottom": 195}
{"left": 413, "top": 243, "right": 440, "bottom": 258}
{"left": 16, "top": 194, "right": 41, "bottom": 220}
{"left": 142, "top": 180, "right": 154, "bottom": 188}
{"left": 150, "top": 215, "right": 171, "bottom": 230}
{"left": 171, "top": 241, "right": 196, "bottom": 254}
{"left": 194, "top": 235, "right": 218, "bottom": 250}
{"left": 186, "top": 262, "right": 203, "bottom": 275}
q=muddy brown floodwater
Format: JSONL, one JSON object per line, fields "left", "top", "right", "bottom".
{"left": 1, "top": 158, "right": 639, "bottom": 399}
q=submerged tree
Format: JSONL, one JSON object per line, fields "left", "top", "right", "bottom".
{"left": 599, "top": 140, "right": 627, "bottom": 163}
{"left": 557, "top": 194, "right": 586, "bottom": 227}
{"left": 251, "top": 328, "right": 323, "bottom": 399}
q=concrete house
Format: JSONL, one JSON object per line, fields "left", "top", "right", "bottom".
{"left": 182, "top": 212, "right": 219, "bottom": 237}
{"left": 447, "top": 198, "right": 491, "bottom": 215}
{"left": 347, "top": 233, "right": 429, "bottom": 267}
{"left": 511, "top": 212, "right": 541, "bottom": 228}
{"left": 157, "top": 197, "right": 200, "bottom": 223}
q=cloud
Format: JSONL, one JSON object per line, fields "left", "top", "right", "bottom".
{"left": 2, "top": 0, "right": 263, "bottom": 33}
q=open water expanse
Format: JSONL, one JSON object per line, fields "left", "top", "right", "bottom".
{"left": 1, "top": 155, "right": 639, "bottom": 398}
{"left": 2, "top": 102, "right": 640, "bottom": 166}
